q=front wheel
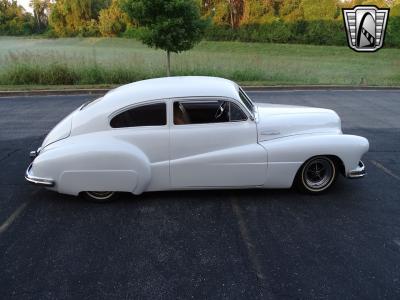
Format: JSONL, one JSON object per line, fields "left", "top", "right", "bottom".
{"left": 83, "top": 191, "right": 118, "bottom": 203}
{"left": 295, "top": 156, "right": 337, "bottom": 194}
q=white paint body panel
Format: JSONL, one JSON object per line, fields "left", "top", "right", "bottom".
{"left": 28, "top": 77, "right": 369, "bottom": 196}
{"left": 170, "top": 121, "right": 267, "bottom": 187}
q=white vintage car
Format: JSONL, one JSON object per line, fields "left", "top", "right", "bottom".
{"left": 26, "top": 76, "right": 369, "bottom": 202}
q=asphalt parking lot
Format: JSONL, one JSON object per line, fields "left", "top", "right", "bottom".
{"left": 0, "top": 89, "right": 399, "bottom": 299}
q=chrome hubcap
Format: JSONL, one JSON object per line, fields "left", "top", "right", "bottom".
{"left": 303, "top": 158, "right": 334, "bottom": 190}
{"left": 86, "top": 191, "right": 114, "bottom": 200}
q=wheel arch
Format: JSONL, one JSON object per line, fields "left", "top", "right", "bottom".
{"left": 292, "top": 154, "right": 345, "bottom": 188}
{"left": 261, "top": 134, "right": 369, "bottom": 188}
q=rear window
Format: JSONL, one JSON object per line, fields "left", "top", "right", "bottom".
{"left": 110, "top": 103, "right": 166, "bottom": 128}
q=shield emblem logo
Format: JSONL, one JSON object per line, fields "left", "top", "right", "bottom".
{"left": 342, "top": 6, "right": 389, "bottom": 52}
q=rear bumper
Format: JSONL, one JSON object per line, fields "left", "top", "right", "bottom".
{"left": 25, "top": 163, "right": 55, "bottom": 187}
{"left": 347, "top": 160, "right": 366, "bottom": 179}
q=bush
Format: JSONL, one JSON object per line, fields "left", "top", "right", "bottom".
{"left": 0, "top": 62, "right": 151, "bottom": 85}
{"left": 386, "top": 16, "right": 400, "bottom": 48}
{"left": 98, "top": 0, "right": 130, "bottom": 37}
{"left": 122, "top": 26, "right": 142, "bottom": 39}
{"left": 304, "top": 20, "right": 345, "bottom": 46}
{"left": 77, "top": 20, "right": 100, "bottom": 37}
{"left": 2, "top": 63, "right": 78, "bottom": 85}
{"left": 204, "top": 25, "right": 237, "bottom": 41}
{"left": 205, "top": 20, "right": 353, "bottom": 47}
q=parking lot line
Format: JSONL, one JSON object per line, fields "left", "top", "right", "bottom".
{"left": 231, "top": 197, "right": 277, "bottom": 299}
{"left": 231, "top": 198, "right": 265, "bottom": 280}
{"left": 370, "top": 160, "right": 400, "bottom": 181}
{"left": 0, "top": 200, "right": 30, "bottom": 234}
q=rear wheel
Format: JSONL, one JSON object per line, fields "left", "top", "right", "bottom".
{"left": 83, "top": 191, "right": 117, "bottom": 203}
{"left": 296, "top": 156, "right": 337, "bottom": 194}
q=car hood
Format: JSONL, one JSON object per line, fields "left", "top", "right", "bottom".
{"left": 255, "top": 103, "right": 342, "bottom": 141}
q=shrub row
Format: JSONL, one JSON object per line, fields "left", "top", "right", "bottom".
{"left": 0, "top": 21, "right": 34, "bottom": 36}
{"left": 0, "top": 62, "right": 272, "bottom": 85}
{"left": 204, "top": 18, "right": 400, "bottom": 48}
{"left": 0, "top": 63, "right": 145, "bottom": 85}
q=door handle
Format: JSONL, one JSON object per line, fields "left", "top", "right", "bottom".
{"left": 260, "top": 131, "right": 280, "bottom": 136}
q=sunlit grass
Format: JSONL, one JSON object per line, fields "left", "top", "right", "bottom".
{"left": 0, "top": 37, "right": 399, "bottom": 86}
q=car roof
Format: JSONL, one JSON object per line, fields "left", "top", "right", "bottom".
{"left": 72, "top": 77, "right": 245, "bottom": 135}
{"left": 101, "top": 76, "right": 240, "bottom": 108}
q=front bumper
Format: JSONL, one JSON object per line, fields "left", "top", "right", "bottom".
{"left": 347, "top": 160, "right": 366, "bottom": 179}
{"left": 25, "top": 163, "right": 55, "bottom": 187}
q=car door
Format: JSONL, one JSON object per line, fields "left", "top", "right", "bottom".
{"left": 169, "top": 98, "right": 267, "bottom": 188}
{"left": 109, "top": 101, "right": 170, "bottom": 191}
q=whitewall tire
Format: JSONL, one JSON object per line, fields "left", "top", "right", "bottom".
{"left": 296, "top": 156, "right": 337, "bottom": 194}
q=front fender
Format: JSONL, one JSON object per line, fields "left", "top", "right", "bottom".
{"left": 31, "top": 134, "right": 151, "bottom": 196}
{"left": 260, "top": 134, "right": 369, "bottom": 188}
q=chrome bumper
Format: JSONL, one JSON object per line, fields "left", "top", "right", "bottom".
{"left": 25, "top": 163, "right": 55, "bottom": 187}
{"left": 347, "top": 160, "right": 366, "bottom": 179}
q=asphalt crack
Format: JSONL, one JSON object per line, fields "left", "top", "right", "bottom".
{"left": 231, "top": 196, "right": 275, "bottom": 299}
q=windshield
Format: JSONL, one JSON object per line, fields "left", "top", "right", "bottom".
{"left": 238, "top": 88, "right": 255, "bottom": 114}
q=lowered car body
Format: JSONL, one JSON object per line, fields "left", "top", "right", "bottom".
{"left": 26, "top": 76, "right": 369, "bottom": 201}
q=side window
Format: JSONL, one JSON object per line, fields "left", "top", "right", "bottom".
{"left": 110, "top": 103, "right": 166, "bottom": 128}
{"left": 239, "top": 88, "right": 254, "bottom": 113}
{"left": 174, "top": 100, "right": 247, "bottom": 125}
{"left": 229, "top": 102, "right": 248, "bottom": 121}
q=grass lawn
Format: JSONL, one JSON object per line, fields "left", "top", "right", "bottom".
{"left": 0, "top": 36, "right": 399, "bottom": 86}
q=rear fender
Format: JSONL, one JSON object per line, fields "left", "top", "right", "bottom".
{"left": 32, "top": 135, "right": 151, "bottom": 196}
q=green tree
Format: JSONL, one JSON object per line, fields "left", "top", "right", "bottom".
{"left": 122, "top": 0, "right": 208, "bottom": 76}
{"left": 349, "top": 0, "right": 390, "bottom": 7}
{"left": 241, "top": 0, "right": 275, "bottom": 25}
{"left": 393, "top": 4, "right": 400, "bottom": 16}
{"left": 0, "top": 0, "right": 33, "bottom": 35}
{"left": 280, "top": 0, "right": 303, "bottom": 22}
{"left": 99, "top": 0, "right": 130, "bottom": 36}
{"left": 49, "top": 0, "right": 110, "bottom": 36}
{"left": 227, "top": 0, "right": 244, "bottom": 28}
{"left": 30, "top": 0, "right": 50, "bottom": 32}
{"left": 302, "top": 0, "right": 339, "bottom": 21}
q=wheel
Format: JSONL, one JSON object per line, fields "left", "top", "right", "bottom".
{"left": 296, "top": 156, "right": 337, "bottom": 194}
{"left": 83, "top": 191, "right": 117, "bottom": 203}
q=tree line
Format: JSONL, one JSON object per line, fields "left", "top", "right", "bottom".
{"left": 0, "top": 0, "right": 399, "bottom": 47}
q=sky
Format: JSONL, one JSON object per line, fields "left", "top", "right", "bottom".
{"left": 17, "top": 0, "right": 33, "bottom": 13}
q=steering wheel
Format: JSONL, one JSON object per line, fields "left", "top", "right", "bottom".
{"left": 215, "top": 102, "right": 227, "bottom": 119}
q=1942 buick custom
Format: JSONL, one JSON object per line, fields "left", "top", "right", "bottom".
{"left": 26, "top": 76, "right": 369, "bottom": 202}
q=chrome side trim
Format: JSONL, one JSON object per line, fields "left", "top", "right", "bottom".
{"left": 347, "top": 160, "right": 366, "bottom": 179}
{"left": 25, "top": 163, "right": 55, "bottom": 187}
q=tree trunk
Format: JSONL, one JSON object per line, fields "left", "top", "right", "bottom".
{"left": 167, "top": 50, "right": 171, "bottom": 77}
{"left": 35, "top": 11, "right": 41, "bottom": 31}
{"left": 229, "top": 1, "right": 234, "bottom": 29}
